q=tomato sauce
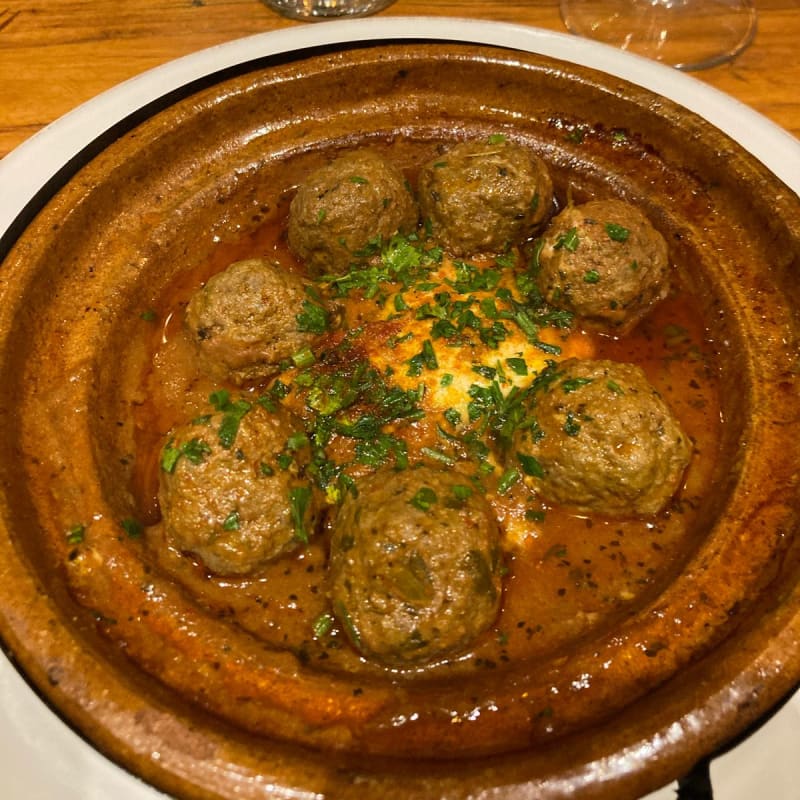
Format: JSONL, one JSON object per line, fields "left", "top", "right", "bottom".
{"left": 131, "top": 204, "right": 722, "bottom": 681}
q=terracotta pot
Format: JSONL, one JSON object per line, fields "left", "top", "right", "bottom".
{"left": 0, "top": 43, "right": 798, "bottom": 799}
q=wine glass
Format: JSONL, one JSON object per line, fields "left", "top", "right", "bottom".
{"left": 560, "top": 0, "right": 757, "bottom": 71}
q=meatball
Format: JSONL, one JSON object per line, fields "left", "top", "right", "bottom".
{"left": 159, "top": 402, "right": 320, "bottom": 576}
{"left": 328, "top": 465, "right": 503, "bottom": 665}
{"left": 287, "top": 149, "right": 418, "bottom": 276}
{"left": 535, "top": 199, "right": 669, "bottom": 332}
{"left": 513, "top": 358, "right": 691, "bottom": 516}
{"left": 185, "top": 258, "right": 327, "bottom": 386}
{"left": 417, "top": 137, "right": 553, "bottom": 257}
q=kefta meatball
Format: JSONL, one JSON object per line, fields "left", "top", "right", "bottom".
{"left": 417, "top": 137, "right": 553, "bottom": 257}
{"left": 159, "top": 402, "right": 320, "bottom": 576}
{"left": 535, "top": 199, "right": 669, "bottom": 332}
{"left": 328, "top": 465, "right": 503, "bottom": 666}
{"left": 288, "top": 149, "right": 418, "bottom": 276}
{"left": 513, "top": 359, "right": 691, "bottom": 516}
{"left": 185, "top": 258, "right": 328, "bottom": 386}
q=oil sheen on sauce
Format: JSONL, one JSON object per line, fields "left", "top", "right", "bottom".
{"left": 131, "top": 212, "right": 722, "bottom": 682}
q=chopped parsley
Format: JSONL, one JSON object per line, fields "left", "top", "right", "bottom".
{"left": 312, "top": 611, "right": 335, "bottom": 638}
{"left": 565, "top": 126, "right": 587, "bottom": 144}
{"left": 120, "top": 518, "right": 143, "bottom": 539}
{"left": 447, "top": 261, "right": 502, "bottom": 294}
{"left": 66, "top": 524, "right": 86, "bottom": 545}
{"left": 355, "top": 434, "right": 408, "bottom": 470}
{"left": 161, "top": 437, "right": 212, "bottom": 472}
{"left": 410, "top": 487, "right": 438, "bottom": 511}
{"left": 208, "top": 389, "right": 252, "bottom": 449}
{"left": 286, "top": 431, "right": 310, "bottom": 451}
{"left": 335, "top": 600, "right": 361, "bottom": 646}
{"left": 219, "top": 404, "right": 251, "bottom": 448}
{"left": 563, "top": 410, "right": 582, "bottom": 437}
{"left": 583, "top": 269, "right": 601, "bottom": 284}
{"left": 452, "top": 484, "right": 473, "bottom": 501}
{"left": 289, "top": 485, "right": 313, "bottom": 543}
{"left": 605, "top": 222, "right": 631, "bottom": 242}
{"left": 554, "top": 227, "right": 580, "bottom": 252}
{"left": 321, "top": 233, "right": 441, "bottom": 302}
{"left": 561, "top": 377, "right": 594, "bottom": 394}
{"left": 472, "top": 364, "right": 497, "bottom": 381}
{"left": 420, "top": 446, "right": 456, "bottom": 467}
{"left": 505, "top": 357, "right": 528, "bottom": 376}
{"left": 291, "top": 345, "right": 316, "bottom": 369}
{"left": 295, "top": 297, "right": 330, "bottom": 335}
{"left": 443, "top": 407, "right": 462, "bottom": 427}
{"left": 222, "top": 510, "right": 240, "bottom": 531}
{"left": 517, "top": 452, "right": 545, "bottom": 478}
{"left": 406, "top": 339, "right": 438, "bottom": 376}
{"left": 497, "top": 467, "right": 521, "bottom": 494}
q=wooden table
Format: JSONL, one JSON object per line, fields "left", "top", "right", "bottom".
{"left": 0, "top": 0, "right": 798, "bottom": 162}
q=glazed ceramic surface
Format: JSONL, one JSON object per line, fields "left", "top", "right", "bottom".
{"left": 0, "top": 30, "right": 798, "bottom": 800}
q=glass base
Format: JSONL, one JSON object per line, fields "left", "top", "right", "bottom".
{"left": 262, "top": 0, "right": 397, "bottom": 20}
{"left": 560, "top": 0, "right": 757, "bottom": 71}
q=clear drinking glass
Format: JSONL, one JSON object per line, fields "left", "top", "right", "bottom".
{"left": 560, "top": 0, "right": 757, "bottom": 71}
{"left": 262, "top": 0, "right": 397, "bottom": 21}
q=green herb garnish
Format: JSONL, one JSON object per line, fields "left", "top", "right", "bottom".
{"left": 554, "top": 227, "right": 580, "bottom": 252}
{"left": 605, "top": 222, "right": 631, "bottom": 242}
{"left": 583, "top": 269, "right": 601, "bottom": 284}
{"left": 518, "top": 452, "right": 545, "bottom": 478}
{"left": 66, "top": 524, "right": 86, "bottom": 545}
{"left": 497, "top": 467, "right": 520, "bottom": 494}
{"left": 222, "top": 510, "right": 240, "bottom": 531}
{"left": 506, "top": 357, "right": 528, "bottom": 376}
{"left": 289, "top": 485, "right": 313, "bottom": 543}
{"left": 410, "top": 486, "right": 438, "bottom": 511}
{"left": 161, "top": 437, "right": 212, "bottom": 472}
{"left": 120, "top": 518, "right": 143, "bottom": 539}
{"left": 312, "top": 611, "right": 335, "bottom": 638}
{"left": 563, "top": 411, "right": 582, "bottom": 437}
{"left": 561, "top": 377, "right": 594, "bottom": 394}
{"left": 295, "top": 298, "right": 329, "bottom": 335}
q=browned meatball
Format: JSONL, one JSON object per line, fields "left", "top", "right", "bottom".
{"left": 417, "top": 137, "right": 553, "bottom": 257}
{"left": 535, "top": 199, "right": 669, "bottom": 332}
{"left": 158, "top": 402, "right": 320, "bottom": 575}
{"left": 287, "top": 150, "right": 418, "bottom": 276}
{"left": 185, "top": 258, "right": 327, "bottom": 386}
{"left": 513, "top": 359, "right": 691, "bottom": 516}
{"left": 328, "top": 465, "right": 503, "bottom": 666}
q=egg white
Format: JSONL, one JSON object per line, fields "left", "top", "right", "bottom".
{"left": 356, "top": 256, "right": 595, "bottom": 421}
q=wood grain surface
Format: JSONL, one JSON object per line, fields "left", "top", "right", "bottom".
{"left": 0, "top": 1, "right": 798, "bottom": 161}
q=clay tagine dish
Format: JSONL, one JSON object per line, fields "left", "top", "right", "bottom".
{"left": 0, "top": 43, "right": 798, "bottom": 800}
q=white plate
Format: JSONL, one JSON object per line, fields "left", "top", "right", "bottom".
{"left": 0, "top": 16, "right": 798, "bottom": 800}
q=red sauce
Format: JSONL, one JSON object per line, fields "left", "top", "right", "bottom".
{"left": 130, "top": 213, "right": 722, "bottom": 681}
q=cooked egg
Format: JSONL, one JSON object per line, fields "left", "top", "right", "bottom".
{"left": 278, "top": 247, "right": 596, "bottom": 548}
{"left": 348, "top": 254, "right": 595, "bottom": 421}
